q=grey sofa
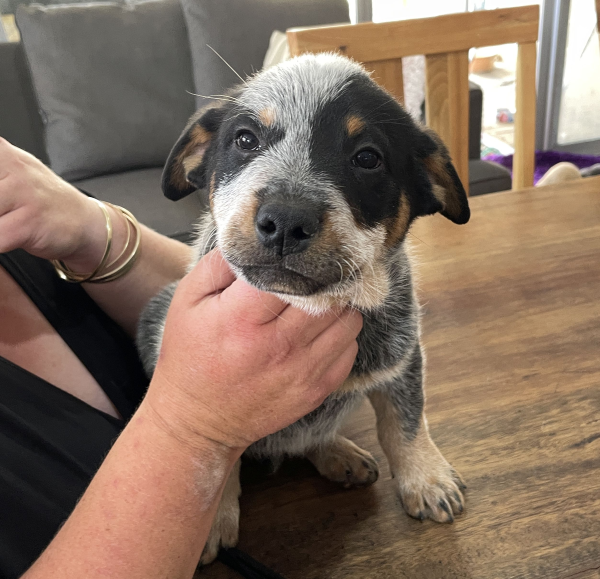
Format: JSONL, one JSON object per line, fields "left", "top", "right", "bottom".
{"left": 0, "top": 0, "right": 510, "bottom": 238}
{"left": 1, "top": 0, "right": 351, "bottom": 238}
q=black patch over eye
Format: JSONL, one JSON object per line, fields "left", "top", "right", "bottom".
{"left": 353, "top": 149, "right": 381, "bottom": 170}
{"left": 236, "top": 131, "right": 260, "bottom": 151}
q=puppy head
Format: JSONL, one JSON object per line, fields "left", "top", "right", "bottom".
{"left": 163, "top": 53, "right": 469, "bottom": 314}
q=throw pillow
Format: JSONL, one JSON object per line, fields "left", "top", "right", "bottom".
{"left": 17, "top": 0, "right": 196, "bottom": 181}
{"left": 179, "top": 0, "right": 349, "bottom": 106}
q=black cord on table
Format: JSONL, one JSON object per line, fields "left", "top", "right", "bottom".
{"left": 216, "top": 547, "right": 288, "bottom": 579}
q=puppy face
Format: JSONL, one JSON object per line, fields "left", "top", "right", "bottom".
{"left": 163, "top": 54, "right": 469, "bottom": 313}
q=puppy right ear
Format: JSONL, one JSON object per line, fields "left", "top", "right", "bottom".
{"left": 162, "top": 104, "right": 229, "bottom": 201}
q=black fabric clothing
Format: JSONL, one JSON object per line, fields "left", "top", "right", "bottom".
{"left": 0, "top": 249, "right": 148, "bottom": 579}
{"left": 0, "top": 250, "right": 284, "bottom": 579}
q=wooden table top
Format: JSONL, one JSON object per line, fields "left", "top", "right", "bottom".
{"left": 200, "top": 177, "right": 600, "bottom": 579}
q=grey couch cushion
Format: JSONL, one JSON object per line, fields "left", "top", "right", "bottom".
{"left": 469, "top": 159, "right": 512, "bottom": 196}
{"left": 16, "top": 0, "right": 196, "bottom": 181}
{"left": 0, "top": 42, "right": 48, "bottom": 164}
{"left": 73, "top": 168, "right": 206, "bottom": 236}
{"left": 180, "top": 0, "right": 350, "bottom": 106}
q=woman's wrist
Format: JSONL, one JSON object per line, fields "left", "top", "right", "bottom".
{"left": 61, "top": 198, "right": 131, "bottom": 276}
{"left": 137, "top": 393, "right": 244, "bottom": 466}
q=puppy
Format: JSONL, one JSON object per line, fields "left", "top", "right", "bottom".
{"left": 138, "top": 53, "right": 470, "bottom": 564}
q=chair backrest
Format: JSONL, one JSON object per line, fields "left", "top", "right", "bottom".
{"left": 596, "top": 0, "right": 600, "bottom": 50}
{"left": 287, "top": 6, "right": 539, "bottom": 193}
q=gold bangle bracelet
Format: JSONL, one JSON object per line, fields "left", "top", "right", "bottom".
{"left": 104, "top": 205, "right": 132, "bottom": 269}
{"left": 86, "top": 204, "right": 141, "bottom": 284}
{"left": 51, "top": 200, "right": 141, "bottom": 284}
{"left": 51, "top": 199, "right": 113, "bottom": 283}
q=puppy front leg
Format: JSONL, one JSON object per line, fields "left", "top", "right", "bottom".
{"left": 368, "top": 345, "right": 466, "bottom": 523}
{"left": 200, "top": 459, "right": 241, "bottom": 564}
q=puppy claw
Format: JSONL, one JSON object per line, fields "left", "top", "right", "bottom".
{"left": 451, "top": 468, "right": 467, "bottom": 491}
{"left": 395, "top": 444, "right": 466, "bottom": 524}
{"left": 450, "top": 491, "right": 464, "bottom": 513}
{"left": 438, "top": 499, "right": 454, "bottom": 523}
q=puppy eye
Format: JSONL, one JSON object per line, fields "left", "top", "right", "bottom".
{"left": 236, "top": 131, "right": 260, "bottom": 151}
{"left": 353, "top": 149, "right": 381, "bottom": 170}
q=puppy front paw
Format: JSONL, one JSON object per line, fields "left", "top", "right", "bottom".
{"left": 199, "top": 460, "right": 241, "bottom": 565}
{"left": 396, "top": 446, "right": 466, "bottom": 523}
{"left": 308, "top": 435, "right": 379, "bottom": 488}
{"left": 199, "top": 498, "right": 240, "bottom": 564}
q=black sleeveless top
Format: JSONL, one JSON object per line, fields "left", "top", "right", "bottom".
{"left": 0, "top": 250, "right": 285, "bottom": 579}
{"left": 0, "top": 250, "right": 149, "bottom": 579}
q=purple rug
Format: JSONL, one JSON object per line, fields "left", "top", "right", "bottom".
{"left": 483, "top": 151, "right": 600, "bottom": 184}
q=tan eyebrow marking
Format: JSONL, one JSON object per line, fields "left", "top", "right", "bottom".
{"left": 346, "top": 115, "right": 366, "bottom": 137}
{"left": 258, "top": 107, "right": 276, "bottom": 127}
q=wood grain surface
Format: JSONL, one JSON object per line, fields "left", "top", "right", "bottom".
{"left": 513, "top": 41, "right": 537, "bottom": 189}
{"left": 287, "top": 6, "right": 538, "bottom": 194}
{"left": 198, "top": 178, "right": 600, "bottom": 579}
{"left": 425, "top": 50, "right": 470, "bottom": 194}
{"left": 369, "top": 59, "right": 404, "bottom": 105}
{"left": 287, "top": 5, "right": 539, "bottom": 62}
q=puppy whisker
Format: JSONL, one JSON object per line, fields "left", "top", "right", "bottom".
{"left": 206, "top": 44, "right": 248, "bottom": 86}
{"left": 257, "top": 291, "right": 285, "bottom": 321}
{"left": 186, "top": 91, "right": 240, "bottom": 104}
{"left": 406, "top": 231, "right": 430, "bottom": 247}
{"left": 335, "top": 260, "right": 345, "bottom": 285}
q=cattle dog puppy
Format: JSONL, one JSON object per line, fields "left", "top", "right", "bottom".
{"left": 137, "top": 53, "right": 470, "bottom": 564}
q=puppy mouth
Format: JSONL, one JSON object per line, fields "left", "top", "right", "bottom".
{"left": 236, "top": 263, "right": 327, "bottom": 295}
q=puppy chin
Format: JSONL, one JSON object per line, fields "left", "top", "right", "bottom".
{"left": 274, "top": 274, "right": 391, "bottom": 315}
{"left": 274, "top": 292, "right": 346, "bottom": 316}
{"left": 225, "top": 257, "right": 391, "bottom": 316}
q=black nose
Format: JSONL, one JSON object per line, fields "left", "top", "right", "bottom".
{"left": 255, "top": 202, "right": 320, "bottom": 256}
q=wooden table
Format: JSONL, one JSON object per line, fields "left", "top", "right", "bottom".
{"left": 200, "top": 177, "right": 600, "bottom": 579}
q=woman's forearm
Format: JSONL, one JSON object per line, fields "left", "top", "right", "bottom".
{"left": 79, "top": 223, "right": 192, "bottom": 337}
{"left": 19, "top": 247, "right": 363, "bottom": 579}
{"left": 0, "top": 141, "right": 193, "bottom": 336}
{"left": 22, "top": 397, "right": 240, "bottom": 579}
{"left": 63, "top": 201, "right": 193, "bottom": 336}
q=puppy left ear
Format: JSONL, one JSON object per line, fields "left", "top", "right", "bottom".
{"left": 162, "top": 104, "right": 229, "bottom": 201}
{"left": 414, "top": 127, "right": 470, "bottom": 225}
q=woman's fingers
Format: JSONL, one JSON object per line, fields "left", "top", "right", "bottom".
{"left": 178, "top": 249, "right": 236, "bottom": 303}
{"left": 178, "top": 249, "right": 288, "bottom": 324}
{"left": 0, "top": 137, "right": 13, "bottom": 173}
{"left": 273, "top": 306, "right": 349, "bottom": 347}
{"left": 318, "top": 339, "right": 360, "bottom": 397}
{"left": 309, "top": 308, "right": 362, "bottom": 368}
{"left": 0, "top": 208, "right": 30, "bottom": 254}
{"left": 220, "top": 277, "right": 290, "bottom": 325}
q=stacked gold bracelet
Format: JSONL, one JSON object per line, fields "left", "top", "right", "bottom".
{"left": 51, "top": 199, "right": 141, "bottom": 284}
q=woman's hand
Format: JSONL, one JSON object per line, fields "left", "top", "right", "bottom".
{"left": 145, "top": 249, "right": 363, "bottom": 451}
{"left": 0, "top": 138, "right": 109, "bottom": 269}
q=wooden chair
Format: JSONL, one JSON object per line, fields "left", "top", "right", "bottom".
{"left": 287, "top": 6, "right": 539, "bottom": 193}
{"left": 596, "top": 1, "right": 600, "bottom": 51}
